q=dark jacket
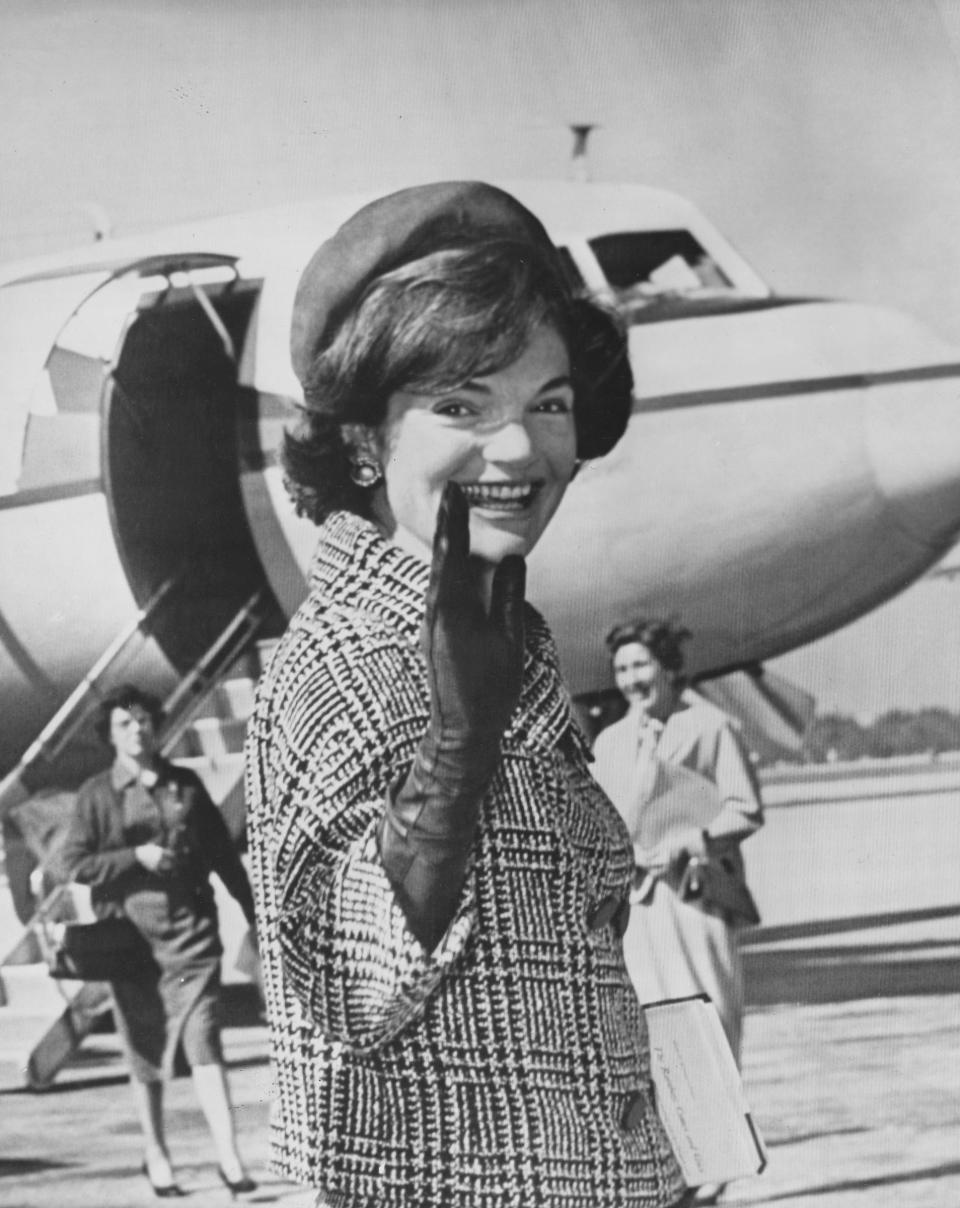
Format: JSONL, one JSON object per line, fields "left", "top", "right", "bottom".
{"left": 62, "top": 758, "right": 255, "bottom": 925}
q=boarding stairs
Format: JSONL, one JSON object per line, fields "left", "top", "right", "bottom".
{"left": 0, "top": 585, "right": 276, "bottom": 1090}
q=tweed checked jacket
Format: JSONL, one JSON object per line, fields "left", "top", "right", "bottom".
{"left": 245, "top": 511, "right": 685, "bottom": 1208}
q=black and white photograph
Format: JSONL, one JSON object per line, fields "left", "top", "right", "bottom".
{"left": 1, "top": 3, "right": 959, "bottom": 1206}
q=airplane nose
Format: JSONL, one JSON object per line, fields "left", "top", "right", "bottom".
{"left": 866, "top": 378, "right": 960, "bottom": 551}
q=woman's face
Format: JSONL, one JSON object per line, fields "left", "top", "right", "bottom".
{"left": 372, "top": 323, "right": 577, "bottom": 568}
{"left": 109, "top": 704, "right": 156, "bottom": 764}
{"left": 612, "top": 642, "right": 677, "bottom": 718}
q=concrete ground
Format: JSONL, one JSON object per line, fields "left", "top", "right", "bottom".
{"left": 2, "top": 777, "right": 959, "bottom": 1207}
{"left": 2, "top": 931, "right": 957, "bottom": 1208}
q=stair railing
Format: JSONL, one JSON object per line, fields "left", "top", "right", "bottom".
{"left": 0, "top": 576, "right": 179, "bottom": 821}
{"left": 158, "top": 586, "right": 269, "bottom": 756}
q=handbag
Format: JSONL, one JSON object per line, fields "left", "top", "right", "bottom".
{"left": 42, "top": 915, "right": 153, "bottom": 982}
{"left": 679, "top": 854, "right": 761, "bottom": 927}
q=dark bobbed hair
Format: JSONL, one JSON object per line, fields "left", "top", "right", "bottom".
{"left": 283, "top": 236, "right": 632, "bottom": 525}
{"left": 604, "top": 618, "right": 692, "bottom": 676}
{"left": 94, "top": 684, "right": 164, "bottom": 746}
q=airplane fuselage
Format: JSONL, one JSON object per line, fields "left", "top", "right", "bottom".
{"left": 1, "top": 181, "right": 959, "bottom": 778}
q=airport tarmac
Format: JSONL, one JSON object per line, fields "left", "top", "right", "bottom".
{"left": 2, "top": 774, "right": 959, "bottom": 1208}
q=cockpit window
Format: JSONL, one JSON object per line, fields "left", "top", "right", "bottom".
{"left": 589, "top": 230, "right": 735, "bottom": 314}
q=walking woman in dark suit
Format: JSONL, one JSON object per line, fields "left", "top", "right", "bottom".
{"left": 62, "top": 684, "right": 258, "bottom": 1198}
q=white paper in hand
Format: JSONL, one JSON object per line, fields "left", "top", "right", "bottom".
{"left": 644, "top": 994, "right": 767, "bottom": 1187}
{"left": 635, "top": 761, "right": 723, "bottom": 852}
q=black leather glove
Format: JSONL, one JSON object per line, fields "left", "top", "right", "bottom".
{"left": 379, "top": 482, "right": 526, "bottom": 950}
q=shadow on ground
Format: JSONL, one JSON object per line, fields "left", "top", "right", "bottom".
{"left": 0, "top": 1158, "right": 77, "bottom": 1177}
{"left": 743, "top": 905, "right": 960, "bottom": 1005}
{"left": 734, "top": 1159, "right": 960, "bottom": 1203}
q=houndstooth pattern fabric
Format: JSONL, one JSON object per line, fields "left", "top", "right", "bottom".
{"left": 246, "top": 511, "right": 686, "bottom": 1208}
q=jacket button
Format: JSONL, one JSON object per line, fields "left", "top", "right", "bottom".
{"left": 612, "top": 897, "right": 630, "bottom": 938}
{"left": 621, "top": 1090, "right": 647, "bottom": 1132}
{"left": 587, "top": 894, "right": 619, "bottom": 931}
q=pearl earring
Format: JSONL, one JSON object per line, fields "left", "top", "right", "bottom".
{"left": 349, "top": 457, "right": 383, "bottom": 488}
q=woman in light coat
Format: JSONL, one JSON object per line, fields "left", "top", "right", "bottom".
{"left": 593, "top": 620, "right": 764, "bottom": 1060}
{"left": 593, "top": 620, "right": 764, "bottom": 1205}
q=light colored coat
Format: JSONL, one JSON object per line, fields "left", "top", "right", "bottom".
{"left": 245, "top": 511, "right": 685, "bottom": 1208}
{"left": 592, "top": 697, "right": 764, "bottom": 1059}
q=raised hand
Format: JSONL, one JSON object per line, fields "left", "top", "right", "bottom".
{"left": 380, "top": 482, "right": 528, "bottom": 950}
{"left": 422, "top": 481, "right": 525, "bottom": 744}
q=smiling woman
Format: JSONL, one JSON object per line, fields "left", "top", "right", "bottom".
{"left": 245, "top": 181, "right": 694, "bottom": 1208}
{"left": 282, "top": 223, "right": 631, "bottom": 529}
{"left": 371, "top": 322, "right": 577, "bottom": 574}
{"left": 592, "top": 615, "right": 765, "bottom": 1194}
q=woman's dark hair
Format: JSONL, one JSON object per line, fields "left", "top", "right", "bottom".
{"left": 94, "top": 684, "right": 164, "bottom": 746}
{"left": 604, "top": 618, "right": 692, "bottom": 676}
{"left": 283, "top": 236, "right": 632, "bottom": 524}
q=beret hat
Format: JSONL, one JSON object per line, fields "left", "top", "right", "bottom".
{"left": 290, "top": 180, "right": 562, "bottom": 386}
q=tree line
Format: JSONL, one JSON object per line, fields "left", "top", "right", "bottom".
{"left": 802, "top": 707, "right": 960, "bottom": 763}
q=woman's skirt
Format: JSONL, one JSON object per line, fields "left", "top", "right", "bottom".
{"left": 111, "top": 889, "right": 223, "bottom": 1082}
{"left": 622, "top": 879, "right": 744, "bottom": 1063}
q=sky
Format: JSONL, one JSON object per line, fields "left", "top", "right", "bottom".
{"left": 3, "top": 0, "right": 960, "bottom": 720}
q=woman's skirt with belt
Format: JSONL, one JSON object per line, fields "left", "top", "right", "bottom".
{"left": 111, "top": 884, "right": 223, "bottom": 1082}
{"left": 623, "top": 878, "right": 744, "bottom": 1063}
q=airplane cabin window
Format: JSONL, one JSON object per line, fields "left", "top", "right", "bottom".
{"left": 589, "top": 230, "right": 735, "bottom": 314}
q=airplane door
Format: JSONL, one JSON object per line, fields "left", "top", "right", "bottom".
{"left": 101, "top": 257, "right": 283, "bottom": 673}
{"left": 0, "top": 256, "right": 283, "bottom": 777}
